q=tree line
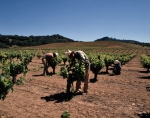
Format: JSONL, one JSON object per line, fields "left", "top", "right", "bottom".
{"left": 0, "top": 34, "right": 75, "bottom": 48}
{"left": 0, "top": 34, "right": 149, "bottom": 48}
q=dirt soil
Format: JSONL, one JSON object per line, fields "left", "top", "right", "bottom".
{"left": 0, "top": 49, "right": 150, "bottom": 118}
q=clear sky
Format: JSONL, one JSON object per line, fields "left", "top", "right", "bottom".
{"left": 0, "top": 0, "right": 150, "bottom": 43}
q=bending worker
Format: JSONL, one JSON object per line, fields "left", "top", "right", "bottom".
{"left": 42, "top": 52, "right": 58, "bottom": 75}
{"left": 65, "top": 50, "right": 90, "bottom": 93}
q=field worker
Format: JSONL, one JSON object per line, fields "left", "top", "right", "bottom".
{"left": 42, "top": 52, "right": 59, "bottom": 75}
{"left": 65, "top": 50, "right": 90, "bottom": 94}
{"left": 113, "top": 60, "right": 121, "bottom": 75}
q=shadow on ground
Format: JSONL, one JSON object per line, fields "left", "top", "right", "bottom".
{"left": 41, "top": 92, "right": 76, "bottom": 103}
{"left": 138, "top": 76, "right": 150, "bottom": 80}
{"left": 89, "top": 78, "right": 98, "bottom": 83}
{"left": 33, "top": 72, "right": 55, "bottom": 76}
{"left": 136, "top": 112, "right": 150, "bottom": 118}
{"left": 146, "top": 87, "right": 150, "bottom": 91}
{"left": 138, "top": 70, "right": 149, "bottom": 73}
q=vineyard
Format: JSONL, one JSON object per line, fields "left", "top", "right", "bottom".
{"left": 0, "top": 41, "right": 150, "bottom": 118}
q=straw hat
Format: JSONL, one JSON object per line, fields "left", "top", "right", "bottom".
{"left": 65, "top": 50, "right": 72, "bottom": 58}
{"left": 114, "top": 60, "right": 119, "bottom": 64}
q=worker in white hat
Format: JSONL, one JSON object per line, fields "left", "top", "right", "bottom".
{"left": 113, "top": 60, "right": 121, "bottom": 75}
{"left": 41, "top": 52, "right": 59, "bottom": 75}
{"left": 65, "top": 49, "right": 90, "bottom": 94}
{"left": 65, "top": 50, "right": 72, "bottom": 60}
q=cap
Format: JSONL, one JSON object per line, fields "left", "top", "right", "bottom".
{"left": 55, "top": 52, "right": 59, "bottom": 56}
{"left": 114, "top": 60, "right": 119, "bottom": 64}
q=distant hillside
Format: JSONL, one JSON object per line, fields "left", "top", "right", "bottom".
{"left": 95, "top": 37, "right": 150, "bottom": 47}
{"left": 0, "top": 34, "right": 75, "bottom": 48}
{"left": 23, "top": 41, "right": 144, "bottom": 49}
{"left": 0, "top": 34, "right": 149, "bottom": 48}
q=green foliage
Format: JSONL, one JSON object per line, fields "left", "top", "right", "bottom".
{"left": 0, "top": 75, "right": 14, "bottom": 100}
{"left": 61, "top": 110, "right": 71, "bottom": 118}
{"left": 9, "top": 60, "right": 28, "bottom": 76}
{"left": 0, "top": 51, "right": 33, "bottom": 83}
{"left": 51, "top": 56, "right": 62, "bottom": 67}
{"left": 90, "top": 57, "right": 105, "bottom": 74}
{"left": 141, "top": 54, "right": 150, "bottom": 72}
{"left": 71, "top": 61, "right": 86, "bottom": 82}
{"left": 104, "top": 55, "right": 114, "bottom": 65}
{"left": 60, "top": 60, "right": 86, "bottom": 82}
{"left": 37, "top": 52, "right": 42, "bottom": 59}
{"left": 59, "top": 66, "right": 69, "bottom": 79}
{"left": 15, "top": 77, "right": 25, "bottom": 85}
{"left": 0, "top": 53, "right": 7, "bottom": 62}
{"left": 61, "top": 55, "right": 67, "bottom": 65}
{"left": 0, "top": 49, "right": 35, "bottom": 100}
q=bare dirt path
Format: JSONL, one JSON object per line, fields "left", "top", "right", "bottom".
{"left": 123, "top": 49, "right": 143, "bottom": 70}
{"left": 0, "top": 49, "right": 150, "bottom": 118}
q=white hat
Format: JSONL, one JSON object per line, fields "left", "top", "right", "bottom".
{"left": 65, "top": 50, "right": 72, "bottom": 58}
{"left": 114, "top": 60, "right": 119, "bottom": 64}
{"left": 55, "top": 52, "right": 59, "bottom": 56}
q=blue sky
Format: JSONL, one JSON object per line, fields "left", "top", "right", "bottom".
{"left": 0, "top": 0, "right": 150, "bottom": 43}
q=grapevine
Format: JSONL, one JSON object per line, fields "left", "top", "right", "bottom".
{"left": 0, "top": 74, "right": 14, "bottom": 100}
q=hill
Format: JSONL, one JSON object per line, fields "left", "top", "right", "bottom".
{"left": 0, "top": 34, "right": 149, "bottom": 48}
{"left": 22, "top": 41, "right": 144, "bottom": 49}
{"left": 95, "top": 36, "right": 150, "bottom": 47}
{"left": 0, "top": 34, "right": 75, "bottom": 48}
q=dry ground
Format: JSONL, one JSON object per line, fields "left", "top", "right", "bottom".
{"left": 0, "top": 47, "right": 150, "bottom": 118}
